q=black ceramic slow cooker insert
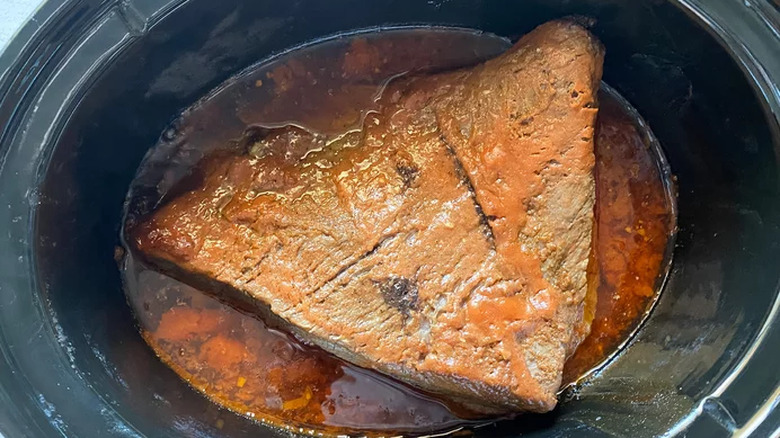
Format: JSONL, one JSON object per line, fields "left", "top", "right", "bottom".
{"left": 0, "top": 0, "right": 778, "bottom": 437}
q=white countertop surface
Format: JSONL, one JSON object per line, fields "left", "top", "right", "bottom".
{"left": 0, "top": 0, "right": 44, "bottom": 50}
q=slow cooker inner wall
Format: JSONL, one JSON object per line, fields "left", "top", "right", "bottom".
{"left": 33, "top": 0, "right": 779, "bottom": 437}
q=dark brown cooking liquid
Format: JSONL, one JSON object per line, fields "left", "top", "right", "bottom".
{"left": 122, "top": 28, "right": 675, "bottom": 436}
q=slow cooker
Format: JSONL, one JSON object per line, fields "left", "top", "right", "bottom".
{"left": 0, "top": 0, "right": 778, "bottom": 436}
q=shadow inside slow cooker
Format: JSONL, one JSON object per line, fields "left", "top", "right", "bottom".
{"left": 33, "top": 0, "right": 779, "bottom": 436}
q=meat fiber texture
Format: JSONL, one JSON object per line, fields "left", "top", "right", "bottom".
{"left": 131, "top": 20, "right": 605, "bottom": 413}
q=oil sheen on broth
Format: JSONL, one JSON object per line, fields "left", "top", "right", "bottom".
{"left": 121, "top": 28, "right": 676, "bottom": 436}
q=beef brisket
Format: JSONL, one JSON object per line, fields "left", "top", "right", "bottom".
{"left": 131, "top": 20, "right": 604, "bottom": 413}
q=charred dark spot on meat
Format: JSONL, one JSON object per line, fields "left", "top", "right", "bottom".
{"left": 395, "top": 162, "right": 420, "bottom": 189}
{"left": 377, "top": 276, "right": 419, "bottom": 318}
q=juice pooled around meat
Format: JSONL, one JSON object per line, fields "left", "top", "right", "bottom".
{"left": 121, "top": 28, "right": 676, "bottom": 437}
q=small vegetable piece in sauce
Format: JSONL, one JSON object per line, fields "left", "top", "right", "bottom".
{"left": 282, "top": 387, "right": 314, "bottom": 411}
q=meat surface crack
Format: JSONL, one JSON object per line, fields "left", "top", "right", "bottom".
{"left": 441, "top": 135, "right": 496, "bottom": 248}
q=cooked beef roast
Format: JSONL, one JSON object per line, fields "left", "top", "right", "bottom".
{"left": 131, "top": 20, "right": 604, "bottom": 413}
